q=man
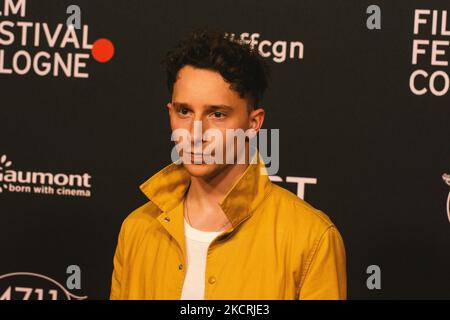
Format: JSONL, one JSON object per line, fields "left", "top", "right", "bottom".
{"left": 110, "top": 29, "right": 346, "bottom": 300}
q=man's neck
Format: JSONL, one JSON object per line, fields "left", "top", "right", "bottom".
{"left": 189, "top": 163, "right": 249, "bottom": 204}
{"left": 185, "top": 162, "right": 249, "bottom": 231}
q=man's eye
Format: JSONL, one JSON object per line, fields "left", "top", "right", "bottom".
{"left": 179, "top": 107, "right": 189, "bottom": 115}
{"left": 212, "top": 111, "right": 224, "bottom": 118}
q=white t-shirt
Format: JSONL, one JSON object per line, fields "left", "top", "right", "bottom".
{"left": 180, "top": 216, "right": 223, "bottom": 300}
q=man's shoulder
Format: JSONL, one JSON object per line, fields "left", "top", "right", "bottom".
{"left": 267, "top": 182, "right": 337, "bottom": 235}
{"left": 264, "top": 183, "right": 345, "bottom": 259}
{"left": 119, "top": 200, "right": 161, "bottom": 236}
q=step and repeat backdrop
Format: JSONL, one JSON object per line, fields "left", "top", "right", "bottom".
{"left": 1, "top": 0, "right": 449, "bottom": 299}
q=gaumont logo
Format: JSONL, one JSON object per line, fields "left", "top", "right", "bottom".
{"left": 0, "top": 272, "right": 87, "bottom": 300}
{"left": 0, "top": 0, "right": 115, "bottom": 78}
{"left": 0, "top": 154, "right": 92, "bottom": 197}
{"left": 443, "top": 173, "right": 450, "bottom": 222}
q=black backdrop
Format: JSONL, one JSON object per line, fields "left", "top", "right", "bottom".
{"left": 1, "top": 0, "right": 449, "bottom": 299}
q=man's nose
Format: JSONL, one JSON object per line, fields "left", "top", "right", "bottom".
{"left": 189, "top": 119, "right": 206, "bottom": 150}
{"left": 189, "top": 118, "right": 211, "bottom": 136}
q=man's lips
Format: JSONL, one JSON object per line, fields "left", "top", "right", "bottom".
{"left": 184, "top": 152, "right": 215, "bottom": 163}
{"left": 187, "top": 152, "right": 213, "bottom": 157}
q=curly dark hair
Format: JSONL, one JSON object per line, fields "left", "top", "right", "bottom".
{"left": 162, "top": 28, "right": 270, "bottom": 109}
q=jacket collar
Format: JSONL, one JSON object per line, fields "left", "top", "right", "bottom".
{"left": 139, "top": 150, "right": 273, "bottom": 228}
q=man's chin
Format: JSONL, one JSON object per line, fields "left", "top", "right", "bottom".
{"left": 182, "top": 163, "right": 225, "bottom": 179}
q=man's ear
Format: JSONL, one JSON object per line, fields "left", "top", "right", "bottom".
{"left": 249, "top": 107, "right": 265, "bottom": 133}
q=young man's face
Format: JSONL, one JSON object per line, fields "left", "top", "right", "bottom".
{"left": 167, "top": 65, "right": 265, "bottom": 180}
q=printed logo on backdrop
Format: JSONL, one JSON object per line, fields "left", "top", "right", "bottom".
{"left": 0, "top": 0, "right": 115, "bottom": 78}
{"left": 226, "top": 32, "right": 304, "bottom": 63}
{"left": 0, "top": 266, "right": 87, "bottom": 300}
{"left": 410, "top": 9, "right": 450, "bottom": 96}
{"left": 443, "top": 173, "right": 450, "bottom": 222}
{"left": 0, "top": 154, "right": 92, "bottom": 197}
{"left": 269, "top": 175, "right": 317, "bottom": 199}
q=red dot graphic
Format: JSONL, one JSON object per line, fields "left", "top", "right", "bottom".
{"left": 92, "top": 38, "right": 115, "bottom": 63}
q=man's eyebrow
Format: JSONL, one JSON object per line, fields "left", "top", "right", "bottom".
{"left": 172, "top": 102, "right": 233, "bottom": 110}
{"left": 207, "top": 104, "right": 233, "bottom": 111}
{"left": 171, "top": 102, "right": 187, "bottom": 107}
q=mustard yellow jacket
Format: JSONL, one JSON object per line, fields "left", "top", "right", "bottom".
{"left": 110, "top": 156, "right": 347, "bottom": 300}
